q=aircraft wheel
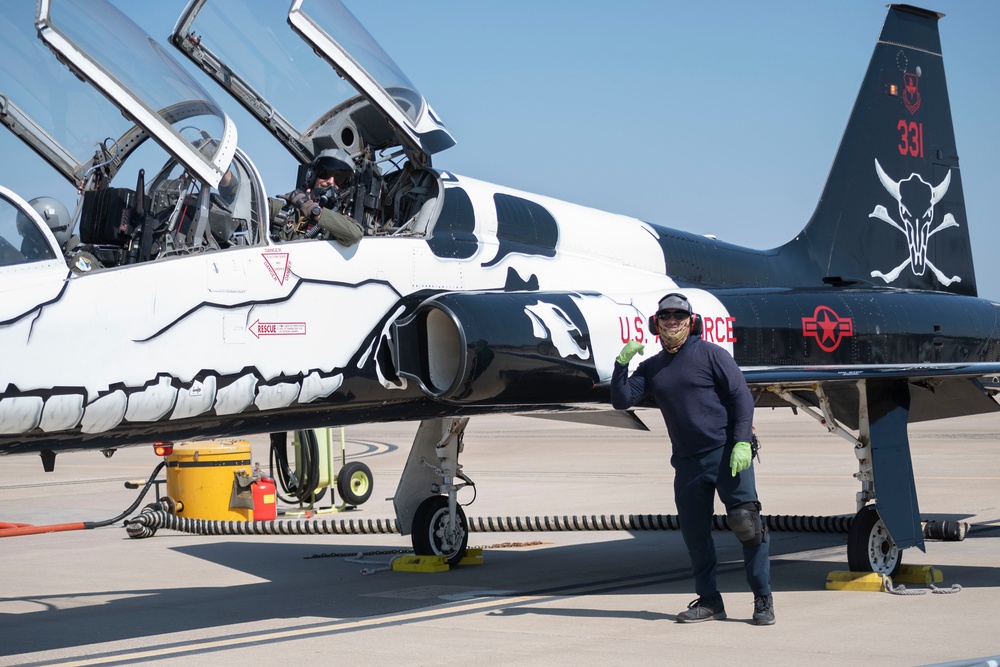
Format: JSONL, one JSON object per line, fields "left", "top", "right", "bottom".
{"left": 411, "top": 495, "right": 468, "bottom": 567}
{"left": 337, "top": 461, "right": 373, "bottom": 506}
{"left": 847, "top": 504, "right": 902, "bottom": 576}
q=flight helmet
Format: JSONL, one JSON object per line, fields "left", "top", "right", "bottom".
{"left": 18, "top": 196, "right": 73, "bottom": 249}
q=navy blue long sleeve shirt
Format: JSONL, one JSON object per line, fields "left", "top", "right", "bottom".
{"left": 611, "top": 336, "right": 754, "bottom": 457}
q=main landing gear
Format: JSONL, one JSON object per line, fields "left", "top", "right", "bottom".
{"left": 771, "top": 379, "right": 917, "bottom": 576}
{"left": 848, "top": 504, "right": 901, "bottom": 577}
{"left": 393, "top": 417, "right": 474, "bottom": 566}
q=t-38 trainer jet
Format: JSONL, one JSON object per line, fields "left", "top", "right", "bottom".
{"left": 0, "top": 0, "right": 997, "bottom": 574}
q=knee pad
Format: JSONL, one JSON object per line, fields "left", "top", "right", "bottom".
{"left": 727, "top": 501, "right": 765, "bottom": 547}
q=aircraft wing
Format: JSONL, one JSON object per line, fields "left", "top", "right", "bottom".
{"left": 745, "top": 363, "right": 1000, "bottom": 429}
{"left": 744, "top": 363, "right": 1000, "bottom": 384}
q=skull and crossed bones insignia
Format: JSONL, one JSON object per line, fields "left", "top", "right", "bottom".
{"left": 868, "top": 158, "right": 961, "bottom": 286}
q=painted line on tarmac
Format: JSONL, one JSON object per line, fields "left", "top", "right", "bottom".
{"left": 345, "top": 439, "right": 398, "bottom": 458}
{"left": 34, "top": 564, "right": 731, "bottom": 666}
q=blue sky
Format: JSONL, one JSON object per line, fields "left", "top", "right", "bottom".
{"left": 5, "top": 1, "right": 1000, "bottom": 298}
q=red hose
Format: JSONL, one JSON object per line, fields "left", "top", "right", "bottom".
{"left": 0, "top": 460, "right": 167, "bottom": 538}
{"left": 0, "top": 522, "right": 88, "bottom": 537}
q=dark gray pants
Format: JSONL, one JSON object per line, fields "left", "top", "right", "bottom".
{"left": 671, "top": 444, "right": 771, "bottom": 604}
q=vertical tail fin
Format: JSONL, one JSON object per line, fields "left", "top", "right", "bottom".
{"left": 786, "top": 4, "right": 975, "bottom": 296}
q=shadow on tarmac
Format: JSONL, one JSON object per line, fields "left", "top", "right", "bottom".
{"left": 2, "top": 526, "right": 996, "bottom": 657}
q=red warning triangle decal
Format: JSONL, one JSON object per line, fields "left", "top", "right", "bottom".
{"left": 263, "top": 251, "right": 290, "bottom": 285}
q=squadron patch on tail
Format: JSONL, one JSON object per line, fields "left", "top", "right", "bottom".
{"left": 868, "top": 159, "right": 961, "bottom": 287}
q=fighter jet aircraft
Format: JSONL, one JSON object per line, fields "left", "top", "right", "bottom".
{"left": 1, "top": 0, "right": 998, "bottom": 574}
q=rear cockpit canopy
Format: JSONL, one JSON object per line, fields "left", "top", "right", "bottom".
{"left": 171, "top": 0, "right": 455, "bottom": 238}
{"left": 172, "top": 0, "right": 455, "bottom": 167}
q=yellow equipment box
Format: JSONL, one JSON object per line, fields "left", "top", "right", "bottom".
{"left": 165, "top": 441, "right": 254, "bottom": 521}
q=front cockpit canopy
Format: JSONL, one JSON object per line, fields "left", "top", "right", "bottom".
{"left": 0, "top": 0, "right": 267, "bottom": 269}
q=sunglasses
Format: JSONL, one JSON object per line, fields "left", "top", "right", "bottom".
{"left": 317, "top": 167, "right": 350, "bottom": 185}
{"left": 657, "top": 311, "right": 690, "bottom": 321}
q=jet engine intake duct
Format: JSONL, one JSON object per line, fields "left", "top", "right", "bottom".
{"left": 391, "top": 292, "right": 599, "bottom": 405}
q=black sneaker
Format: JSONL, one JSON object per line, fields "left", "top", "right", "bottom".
{"left": 752, "top": 594, "right": 775, "bottom": 625}
{"left": 676, "top": 597, "right": 727, "bottom": 623}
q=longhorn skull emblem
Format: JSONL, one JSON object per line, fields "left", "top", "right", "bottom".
{"left": 868, "top": 159, "right": 961, "bottom": 286}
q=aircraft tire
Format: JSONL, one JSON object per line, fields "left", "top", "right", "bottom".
{"left": 847, "top": 504, "right": 902, "bottom": 577}
{"left": 337, "top": 461, "right": 373, "bottom": 506}
{"left": 411, "top": 495, "right": 468, "bottom": 566}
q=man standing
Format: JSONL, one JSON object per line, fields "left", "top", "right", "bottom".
{"left": 611, "top": 293, "right": 774, "bottom": 625}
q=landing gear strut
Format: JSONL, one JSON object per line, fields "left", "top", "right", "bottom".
{"left": 771, "top": 379, "right": 920, "bottom": 575}
{"left": 393, "top": 417, "right": 474, "bottom": 566}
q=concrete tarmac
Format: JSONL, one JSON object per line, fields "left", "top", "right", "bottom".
{"left": 1, "top": 408, "right": 999, "bottom": 666}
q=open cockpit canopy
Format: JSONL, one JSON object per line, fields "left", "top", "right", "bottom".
{"left": 0, "top": 0, "right": 266, "bottom": 270}
{"left": 171, "top": 0, "right": 454, "bottom": 167}
{"left": 1, "top": 0, "right": 236, "bottom": 190}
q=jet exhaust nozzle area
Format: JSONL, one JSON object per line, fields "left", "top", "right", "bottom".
{"left": 389, "top": 293, "right": 600, "bottom": 405}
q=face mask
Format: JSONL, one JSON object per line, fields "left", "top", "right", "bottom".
{"left": 658, "top": 320, "right": 690, "bottom": 352}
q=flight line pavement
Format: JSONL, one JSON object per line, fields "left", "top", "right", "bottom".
{"left": 1, "top": 408, "right": 999, "bottom": 666}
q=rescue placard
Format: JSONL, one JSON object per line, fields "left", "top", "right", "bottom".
{"left": 248, "top": 320, "right": 307, "bottom": 338}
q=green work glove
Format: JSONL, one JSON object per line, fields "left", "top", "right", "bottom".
{"left": 730, "top": 441, "right": 752, "bottom": 477}
{"left": 617, "top": 341, "right": 645, "bottom": 366}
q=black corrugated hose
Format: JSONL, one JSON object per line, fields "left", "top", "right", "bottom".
{"left": 125, "top": 505, "right": 856, "bottom": 539}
